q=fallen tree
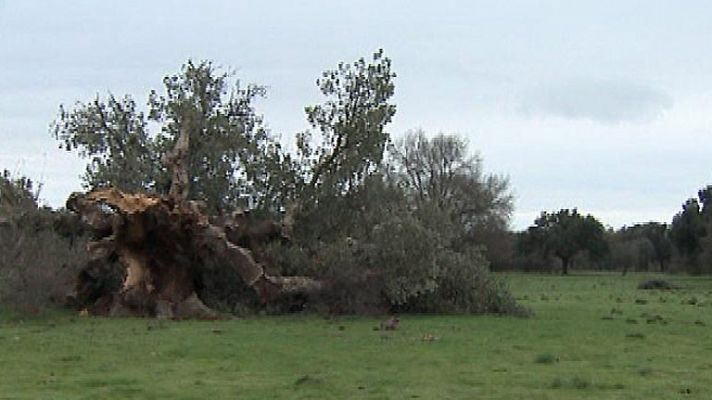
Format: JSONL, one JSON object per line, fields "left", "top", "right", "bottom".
{"left": 66, "top": 187, "right": 322, "bottom": 318}
{"left": 53, "top": 54, "right": 527, "bottom": 318}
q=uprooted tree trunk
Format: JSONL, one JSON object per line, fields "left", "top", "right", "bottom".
{"left": 66, "top": 187, "right": 322, "bottom": 319}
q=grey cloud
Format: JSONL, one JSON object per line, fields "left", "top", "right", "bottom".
{"left": 519, "top": 79, "right": 673, "bottom": 124}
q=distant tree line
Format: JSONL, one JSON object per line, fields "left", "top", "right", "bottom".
{"left": 491, "top": 188, "right": 711, "bottom": 274}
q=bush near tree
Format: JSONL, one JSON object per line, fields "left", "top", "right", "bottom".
{"left": 0, "top": 171, "right": 86, "bottom": 312}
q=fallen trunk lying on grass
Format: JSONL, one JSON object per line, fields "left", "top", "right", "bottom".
{"left": 66, "top": 187, "right": 322, "bottom": 319}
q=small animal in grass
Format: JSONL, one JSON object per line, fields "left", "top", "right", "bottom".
{"left": 421, "top": 333, "right": 438, "bottom": 342}
{"left": 378, "top": 316, "right": 400, "bottom": 331}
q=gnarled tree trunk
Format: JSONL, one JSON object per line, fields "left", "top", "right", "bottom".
{"left": 66, "top": 187, "right": 321, "bottom": 319}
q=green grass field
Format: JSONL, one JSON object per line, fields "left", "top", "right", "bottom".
{"left": 2, "top": 273, "right": 711, "bottom": 399}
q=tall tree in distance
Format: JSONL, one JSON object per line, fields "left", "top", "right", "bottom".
{"left": 617, "top": 222, "right": 672, "bottom": 272}
{"left": 520, "top": 209, "right": 608, "bottom": 275}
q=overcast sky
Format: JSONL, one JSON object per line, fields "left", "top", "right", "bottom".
{"left": 2, "top": 1, "right": 712, "bottom": 230}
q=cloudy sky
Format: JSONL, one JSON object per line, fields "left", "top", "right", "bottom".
{"left": 2, "top": 1, "right": 712, "bottom": 229}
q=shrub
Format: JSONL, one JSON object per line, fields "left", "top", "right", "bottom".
{"left": 638, "top": 279, "right": 676, "bottom": 290}
{"left": 279, "top": 209, "right": 529, "bottom": 316}
{"left": 534, "top": 353, "right": 557, "bottom": 364}
{"left": 0, "top": 210, "right": 86, "bottom": 312}
{"left": 0, "top": 171, "right": 86, "bottom": 312}
{"left": 401, "top": 247, "right": 529, "bottom": 315}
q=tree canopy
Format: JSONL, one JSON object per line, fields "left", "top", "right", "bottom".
{"left": 297, "top": 49, "right": 396, "bottom": 199}
{"left": 669, "top": 186, "right": 712, "bottom": 273}
{"left": 520, "top": 209, "right": 608, "bottom": 275}
{"left": 389, "top": 130, "right": 513, "bottom": 252}
{"left": 616, "top": 222, "right": 672, "bottom": 272}
{"left": 53, "top": 61, "right": 287, "bottom": 214}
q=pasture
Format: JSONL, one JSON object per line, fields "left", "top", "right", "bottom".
{"left": 1, "top": 273, "right": 711, "bottom": 399}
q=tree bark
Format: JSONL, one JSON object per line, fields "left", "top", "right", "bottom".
{"left": 561, "top": 257, "right": 570, "bottom": 275}
{"left": 164, "top": 119, "right": 191, "bottom": 203}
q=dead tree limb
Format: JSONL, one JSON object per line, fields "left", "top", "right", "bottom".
{"left": 163, "top": 118, "right": 191, "bottom": 203}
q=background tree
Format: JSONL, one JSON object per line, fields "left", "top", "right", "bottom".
{"left": 607, "top": 235, "right": 655, "bottom": 275}
{"left": 615, "top": 223, "right": 672, "bottom": 272}
{"left": 670, "top": 186, "right": 712, "bottom": 273}
{"left": 520, "top": 209, "right": 608, "bottom": 275}
{"left": 670, "top": 198, "right": 705, "bottom": 259}
{"left": 389, "top": 130, "right": 513, "bottom": 258}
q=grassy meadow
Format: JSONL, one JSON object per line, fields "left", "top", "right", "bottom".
{"left": 1, "top": 272, "right": 711, "bottom": 399}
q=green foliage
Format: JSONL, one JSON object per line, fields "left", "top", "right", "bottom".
{"left": 53, "top": 60, "right": 291, "bottom": 213}
{"left": 520, "top": 209, "right": 608, "bottom": 274}
{"left": 361, "top": 212, "right": 442, "bottom": 306}
{"left": 619, "top": 223, "right": 672, "bottom": 272}
{"left": 284, "top": 175, "right": 425, "bottom": 312}
{"left": 603, "top": 223, "right": 673, "bottom": 274}
{"left": 299, "top": 49, "right": 396, "bottom": 197}
{"left": 54, "top": 53, "right": 395, "bottom": 214}
{"left": 389, "top": 130, "right": 513, "bottom": 264}
{"left": 52, "top": 95, "right": 157, "bottom": 192}
{"left": 290, "top": 111, "right": 517, "bottom": 313}
{"left": 0, "top": 224, "right": 85, "bottom": 311}
{"left": 670, "top": 198, "right": 705, "bottom": 257}
{"left": 511, "top": 220, "right": 672, "bottom": 275}
{"left": 286, "top": 172, "right": 520, "bottom": 315}
{"left": 407, "top": 247, "right": 527, "bottom": 315}
{"left": 669, "top": 186, "right": 712, "bottom": 273}
{"left": 148, "top": 60, "right": 292, "bottom": 212}
{"left": 286, "top": 52, "right": 487, "bottom": 313}
{"left": 608, "top": 237, "right": 652, "bottom": 274}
